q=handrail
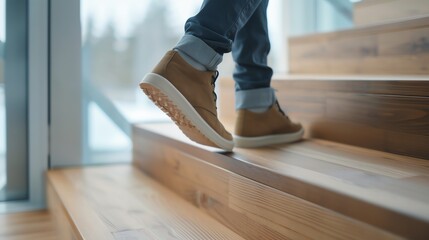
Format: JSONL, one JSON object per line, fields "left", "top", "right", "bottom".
{"left": 323, "top": 0, "right": 353, "bottom": 20}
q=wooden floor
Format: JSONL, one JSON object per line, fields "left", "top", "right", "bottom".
{"left": 134, "top": 122, "right": 429, "bottom": 239}
{"left": 0, "top": 211, "right": 58, "bottom": 240}
{"left": 47, "top": 165, "right": 244, "bottom": 240}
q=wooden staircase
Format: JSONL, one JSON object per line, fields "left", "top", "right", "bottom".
{"left": 46, "top": 3, "right": 429, "bottom": 240}
{"left": 133, "top": 123, "right": 429, "bottom": 239}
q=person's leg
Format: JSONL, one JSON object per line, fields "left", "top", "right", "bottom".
{"left": 174, "top": 0, "right": 263, "bottom": 71}
{"left": 141, "top": 0, "right": 264, "bottom": 151}
{"left": 231, "top": 0, "right": 275, "bottom": 112}
{"left": 231, "top": 0, "right": 304, "bottom": 147}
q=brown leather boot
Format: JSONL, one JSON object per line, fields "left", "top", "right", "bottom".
{"left": 234, "top": 101, "right": 304, "bottom": 148}
{"left": 140, "top": 51, "right": 233, "bottom": 151}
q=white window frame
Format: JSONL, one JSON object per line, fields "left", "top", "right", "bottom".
{"left": 49, "top": 0, "right": 84, "bottom": 167}
{"left": 0, "top": 0, "right": 49, "bottom": 213}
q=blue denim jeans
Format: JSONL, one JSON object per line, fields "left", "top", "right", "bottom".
{"left": 174, "top": 0, "right": 275, "bottom": 110}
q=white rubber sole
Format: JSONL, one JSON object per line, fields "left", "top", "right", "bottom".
{"left": 140, "top": 73, "right": 234, "bottom": 151}
{"left": 234, "top": 128, "right": 304, "bottom": 148}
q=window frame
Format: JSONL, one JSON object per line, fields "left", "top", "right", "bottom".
{"left": 49, "top": 0, "right": 84, "bottom": 167}
{"left": 0, "top": 0, "right": 49, "bottom": 212}
{"left": 50, "top": 0, "right": 132, "bottom": 167}
{"left": 2, "top": 0, "right": 29, "bottom": 202}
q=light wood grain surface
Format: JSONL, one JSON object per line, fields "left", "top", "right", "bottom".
{"left": 47, "top": 165, "right": 244, "bottom": 240}
{"left": 354, "top": 0, "right": 429, "bottom": 26}
{"left": 289, "top": 16, "right": 429, "bottom": 75}
{"left": 218, "top": 77, "right": 429, "bottom": 160}
{"left": 0, "top": 211, "right": 59, "bottom": 240}
{"left": 133, "top": 122, "right": 429, "bottom": 239}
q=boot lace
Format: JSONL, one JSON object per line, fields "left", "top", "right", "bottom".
{"left": 211, "top": 70, "right": 219, "bottom": 106}
{"left": 275, "top": 100, "right": 286, "bottom": 116}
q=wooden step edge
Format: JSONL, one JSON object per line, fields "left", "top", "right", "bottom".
{"left": 47, "top": 165, "right": 244, "bottom": 240}
{"left": 133, "top": 123, "right": 429, "bottom": 239}
{"left": 288, "top": 15, "right": 429, "bottom": 42}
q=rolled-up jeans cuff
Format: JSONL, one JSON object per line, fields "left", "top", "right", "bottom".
{"left": 235, "top": 87, "right": 276, "bottom": 110}
{"left": 174, "top": 35, "right": 223, "bottom": 71}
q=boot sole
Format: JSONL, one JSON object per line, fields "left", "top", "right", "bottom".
{"left": 233, "top": 128, "right": 304, "bottom": 148}
{"left": 140, "top": 73, "right": 234, "bottom": 151}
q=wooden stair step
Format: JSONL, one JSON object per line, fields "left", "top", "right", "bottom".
{"left": 133, "top": 123, "right": 429, "bottom": 240}
{"left": 0, "top": 211, "right": 59, "bottom": 240}
{"left": 354, "top": 0, "right": 429, "bottom": 26}
{"left": 47, "top": 165, "right": 244, "bottom": 240}
{"left": 288, "top": 16, "right": 429, "bottom": 75}
{"left": 218, "top": 76, "right": 429, "bottom": 160}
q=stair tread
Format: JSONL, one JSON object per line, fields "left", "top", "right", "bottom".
{"left": 47, "top": 165, "right": 244, "bottom": 240}
{"left": 134, "top": 122, "right": 429, "bottom": 237}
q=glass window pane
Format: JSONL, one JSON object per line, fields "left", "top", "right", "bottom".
{"left": 287, "top": 0, "right": 354, "bottom": 37}
{"left": 0, "top": 1, "right": 4, "bottom": 198}
{"left": 0, "top": 81, "right": 4, "bottom": 198}
{"left": 81, "top": 0, "right": 203, "bottom": 164}
{"left": 1, "top": 0, "right": 28, "bottom": 202}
